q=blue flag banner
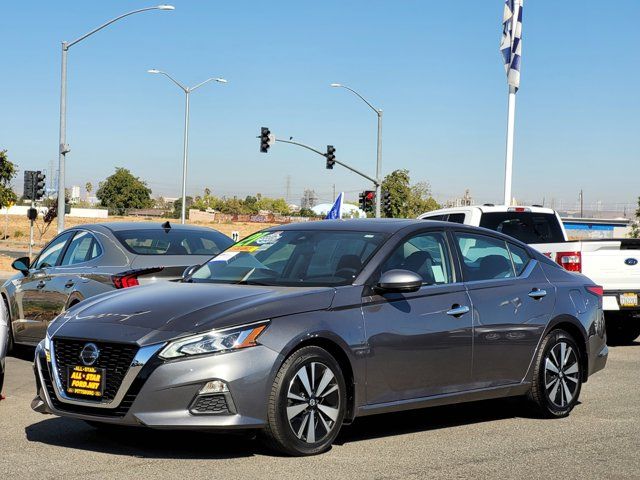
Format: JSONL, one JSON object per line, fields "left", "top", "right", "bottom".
{"left": 500, "top": 0, "right": 523, "bottom": 90}
{"left": 325, "top": 192, "right": 344, "bottom": 220}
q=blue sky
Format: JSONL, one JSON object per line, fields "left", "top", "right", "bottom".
{"left": 1, "top": 1, "right": 638, "bottom": 209}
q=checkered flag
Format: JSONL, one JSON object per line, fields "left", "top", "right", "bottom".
{"left": 500, "top": 0, "right": 523, "bottom": 90}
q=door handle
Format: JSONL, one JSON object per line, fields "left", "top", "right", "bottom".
{"left": 64, "top": 280, "right": 75, "bottom": 288}
{"left": 446, "top": 304, "right": 470, "bottom": 317}
{"left": 528, "top": 288, "right": 547, "bottom": 300}
{"left": 36, "top": 281, "right": 46, "bottom": 289}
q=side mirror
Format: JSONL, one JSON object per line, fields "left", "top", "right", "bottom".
{"left": 182, "top": 265, "right": 200, "bottom": 280}
{"left": 11, "top": 256, "right": 31, "bottom": 275}
{"left": 376, "top": 269, "right": 423, "bottom": 293}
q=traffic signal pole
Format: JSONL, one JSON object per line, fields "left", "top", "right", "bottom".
{"left": 270, "top": 137, "right": 380, "bottom": 199}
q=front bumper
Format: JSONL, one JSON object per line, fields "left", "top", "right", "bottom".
{"left": 33, "top": 341, "right": 282, "bottom": 429}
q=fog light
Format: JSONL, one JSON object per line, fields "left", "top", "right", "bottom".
{"left": 199, "top": 380, "right": 228, "bottom": 394}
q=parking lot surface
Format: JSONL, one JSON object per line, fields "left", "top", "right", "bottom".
{"left": 1, "top": 344, "right": 639, "bottom": 480}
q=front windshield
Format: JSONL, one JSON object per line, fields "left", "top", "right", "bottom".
{"left": 190, "top": 229, "right": 386, "bottom": 287}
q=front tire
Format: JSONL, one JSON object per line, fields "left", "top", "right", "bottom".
{"left": 262, "top": 346, "right": 346, "bottom": 456}
{"left": 527, "top": 329, "right": 583, "bottom": 418}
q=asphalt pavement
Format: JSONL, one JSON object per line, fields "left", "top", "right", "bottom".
{"left": 1, "top": 343, "right": 639, "bottom": 480}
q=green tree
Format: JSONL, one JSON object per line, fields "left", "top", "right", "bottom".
{"left": 0, "top": 150, "right": 18, "bottom": 209}
{"left": 85, "top": 181, "right": 93, "bottom": 198}
{"left": 381, "top": 169, "right": 440, "bottom": 218}
{"left": 630, "top": 197, "right": 640, "bottom": 238}
{"left": 96, "top": 167, "right": 153, "bottom": 215}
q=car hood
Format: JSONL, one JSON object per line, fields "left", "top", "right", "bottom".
{"left": 50, "top": 282, "right": 336, "bottom": 346}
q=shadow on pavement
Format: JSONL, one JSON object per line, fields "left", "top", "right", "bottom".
{"left": 26, "top": 397, "right": 536, "bottom": 458}
{"left": 25, "top": 417, "right": 260, "bottom": 459}
{"left": 336, "top": 397, "right": 531, "bottom": 445}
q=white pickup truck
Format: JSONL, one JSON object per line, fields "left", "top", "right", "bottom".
{"left": 418, "top": 205, "right": 640, "bottom": 344}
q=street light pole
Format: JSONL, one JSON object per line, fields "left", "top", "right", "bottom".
{"left": 331, "top": 84, "right": 383, "bottom": 218}
{"left": 56, "top": 5, "right": 175, "bottom": 233}
{"left": 181, "top": 90, "right": 190, "bottom": 224}
{"left": 148, "top": 70, "right": 227, "bottom": 224}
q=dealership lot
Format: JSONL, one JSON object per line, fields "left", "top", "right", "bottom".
{"left": 0, "top": 344, "right": 638, "bottom": 480}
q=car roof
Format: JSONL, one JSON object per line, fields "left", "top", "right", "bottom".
{"left": 419, "top": 205, "right": 557, "bottom": 217}
{"left": 68, "top": 222, "right": 219, "bottom": 233}
{"left": 264, "top": 218, "right": 451, "bottom": 234}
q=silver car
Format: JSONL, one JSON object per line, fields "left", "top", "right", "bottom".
{"left": 2, "top": 222, "right": 232, "bottom": 351}
{"left": 32, "top": 220, "right": 608, "bottom": 456}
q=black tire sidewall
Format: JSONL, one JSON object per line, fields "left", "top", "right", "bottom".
{"left": 537, "top": 330, "right": 582, "bottom": 417}
{"left": 271, "top": 347, "right": 346, "bottom": 456}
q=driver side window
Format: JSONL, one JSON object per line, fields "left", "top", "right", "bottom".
{"left": 33, "top": 231, "right": 74, "bottom": 270}
{"left": 382, "top": 232, "right": 453, "bottom": 285}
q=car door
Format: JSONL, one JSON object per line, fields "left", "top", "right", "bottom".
{"left": 14, "top": 231, "right": 74, "bottom": 342}
{"left": 362, "top": 229, "right": 473, "bottom": 405}
{"left": 452, "top": 230, "right": 556, "bottom": 388}
{"left": 43, "top": 230, "right": 104, "bottom": 327}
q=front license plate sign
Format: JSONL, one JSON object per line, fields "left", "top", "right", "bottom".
{"left": 619, "top": 293, "right": 638, "bottom": 308}
{"left": 66, "top": 366, "right": 105, "bottom": 398}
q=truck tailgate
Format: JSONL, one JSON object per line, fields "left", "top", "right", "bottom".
{"left": 581, "top": 239, "right": 640, "bottom": 291}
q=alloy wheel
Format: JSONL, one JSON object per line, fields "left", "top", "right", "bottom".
{"left": 286, "top": 361, "right": 341, "bottom": 444}
{"left": 544, "top": 341, "right": 580, "bottom": 408}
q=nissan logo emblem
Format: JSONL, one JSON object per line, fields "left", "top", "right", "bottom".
{"left": 80, "top": 343, "right": 100, "bottom": 366}
{"left": 625, "top": 258, "right": 638, "bottom": 266}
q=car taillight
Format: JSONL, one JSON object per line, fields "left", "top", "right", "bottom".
{"left": 112, "top": 274, "right": 140, "bottom": 289}
{"left": 586, "top": 285, "right": 603, "bottom": 297}
{"left": 557, "top": 251, "right": 582, "bottom": 272}
{"left": 111, "top": 267, "right": 164, "bottom": 289}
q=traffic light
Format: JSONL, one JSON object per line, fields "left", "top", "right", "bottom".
{"left": 359, "top": 190, "right": 375, "bottom": 213}
{"left": 35, "top": 171, "right": 46, "bottom": 200}
{"left": 325, "top": 145, "right": 336, "bottom": 169}
{"left": 260, "top": 127, "right": 272, "bottom": 153}
{"left": 383, "top": 190, "right": 392, "bottom": 217}
{"left": 23, "top": 171, "right": 35, "bottom": 200}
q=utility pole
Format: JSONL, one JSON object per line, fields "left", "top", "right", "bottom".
{"left": 579, "top": 189, "right": 584, "bottom": 217}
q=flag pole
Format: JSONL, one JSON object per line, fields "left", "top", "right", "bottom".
{"left": 503, "top": 84, "right": 517, "bottom": 205}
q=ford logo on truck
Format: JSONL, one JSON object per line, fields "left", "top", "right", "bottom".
{"left": 625, "top": 258, "right": 638, "bottom": 266}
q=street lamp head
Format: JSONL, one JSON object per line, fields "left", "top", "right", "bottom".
{"left": 330, "top": 83, "right": 343, "bottom": 88}
{"left": 157, "top": 5, "right": 175, "bottom": 10}
{"left": 147, "top": 69, "right": 161, "bottom": 74}
{"left": 216, "top": 78, "right": 228, "bottom": 83}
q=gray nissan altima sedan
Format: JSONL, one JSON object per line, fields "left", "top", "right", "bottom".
{"left": 32, "top": 219, "right": 608, "bottom": 456}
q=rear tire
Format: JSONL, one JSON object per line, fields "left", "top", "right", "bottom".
{"left": 261, "top": 346, "right": 346, "bottom": 456}
{"left": 527, "top": 329, "right": 583, "bottom": 418}
{"left": 605, "top": 312, "right": 640, "bottom": 345}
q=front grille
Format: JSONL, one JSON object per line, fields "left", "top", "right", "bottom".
{"left": 39, "top": 360, "right": 133, "bottom": 417}
{"left": 53, "top": 339, "right": 138, "bottom": 401}
{"left": 190, "top": 394, "right": 230, "bottom": 415}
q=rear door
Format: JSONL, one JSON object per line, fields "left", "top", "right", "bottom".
{"left": 452, "top": 230, "right": 556, "bottom": 388}
{"left": 43, "top": 230, "right": 105, "bottom": 324}
{"left": 14, "top": 231, "right": 74, "bottom": 342}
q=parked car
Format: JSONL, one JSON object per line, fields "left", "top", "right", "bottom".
{"left": 0, "top": 300, "right": 8, "bottom": 394}
{"left": 419, "top": 205, "right": 640, "bottom": 344}
{"left": 31, "top": 219, "right": 607, "bottom": 456}
{"left": 2, "top": 222, "right": 233, "bottom": 350}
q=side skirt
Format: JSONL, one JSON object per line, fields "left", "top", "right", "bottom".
{"left": 356, "top": 383, "right": 531, "bottom": 417}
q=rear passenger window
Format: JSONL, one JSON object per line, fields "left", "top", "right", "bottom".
{"left": 455, "top": 233, "right": 514, "bottom": 281}
{"left": 507, "top": 243, "right": 530, "bottom": 275}
{"left": 61, "top": 231, "right": 102, "bottom": 265}
{"left": 382, "top": 232, "right": 452, "bottom": 285}
{"left": 423, "top": 215, "right": 446, "bottom": 221}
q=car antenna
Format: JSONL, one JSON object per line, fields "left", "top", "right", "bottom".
{"left": 161, "top": 221, "right": 171, "bottom": 232}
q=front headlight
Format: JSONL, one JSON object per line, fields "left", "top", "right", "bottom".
{"left": 44, "top": 331, "right": 51, "bottom": 352}
{"left": 159, "top": 321, "right": 269, "bottom": 360}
